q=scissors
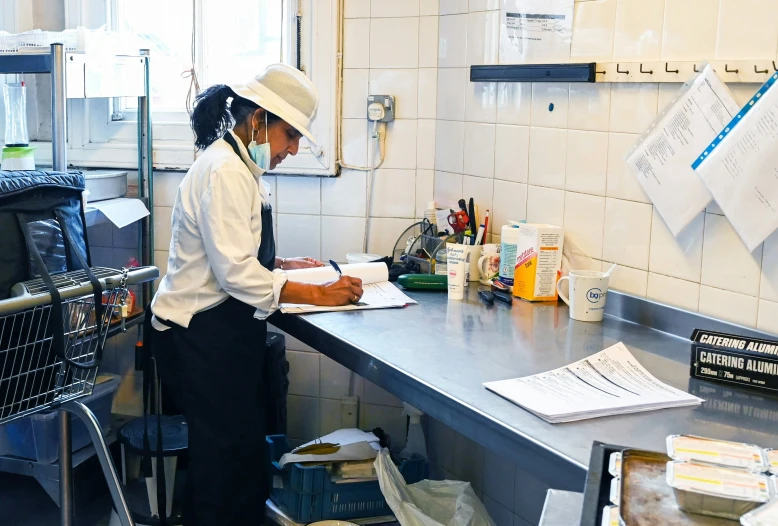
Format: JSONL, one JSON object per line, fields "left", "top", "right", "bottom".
{"left": 447, "top": 209, "right": 469, "bottom": 233}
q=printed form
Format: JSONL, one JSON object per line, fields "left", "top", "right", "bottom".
{"left": 484, "top": 342, "right": 702, "bottom": 423}
{"left": 626, "top": 65, "right": 740, "bottom": 236}
{"left": 500, "top": 0, "right": 574, "bottom": 63}
{"left": 693, "top": 73, "right": 778, "bottom": 252}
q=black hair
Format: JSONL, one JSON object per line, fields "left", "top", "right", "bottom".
{"left": 190, "top": 84, "right": 282, "bottom": 151}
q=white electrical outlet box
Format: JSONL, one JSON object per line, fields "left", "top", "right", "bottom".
{"left": 367, "top": 95, "right": 395, "bottom": 122}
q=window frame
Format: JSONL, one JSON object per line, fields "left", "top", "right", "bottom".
{"left": 31, "top": 0, "right": 340, "bottom": 175}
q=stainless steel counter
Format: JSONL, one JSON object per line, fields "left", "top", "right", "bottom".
{"left": 271, "top": 284, "right": 778, "bottom": 491}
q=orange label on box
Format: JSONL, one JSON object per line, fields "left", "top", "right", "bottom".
{"left": 513, "top": 225, "right": 564, "bottom": 302}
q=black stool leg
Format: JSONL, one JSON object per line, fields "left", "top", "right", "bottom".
{"left": 64, "top": 400, "right": 134, "bottom": 526}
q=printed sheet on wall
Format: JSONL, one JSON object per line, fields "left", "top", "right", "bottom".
{"left": 624, "top": 65, "right": 740, "bottom": 236}
{"left": 693, "top": 73, "right": 778, "bottom": 252}
{"left": 499, "top": 0, "right": 575, "bottom": 64}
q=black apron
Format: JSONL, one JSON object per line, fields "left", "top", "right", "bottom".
{"left": 151, "top": 133, "right": 277, "bottom": 526}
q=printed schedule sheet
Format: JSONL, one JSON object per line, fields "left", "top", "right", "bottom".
{"left": 694, "top": 74, "right": 778, "bottom": 252}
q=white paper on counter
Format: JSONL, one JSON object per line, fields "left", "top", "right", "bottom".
{"left": 87, "top": 197, "right": 150, "bottom": 228}
{"left": 281, "top": 263, "right": 416, "bottom": 314}
{"left": 500, "top": 0, "right": 574, "bottom": 64}
{"left": 693, "top": 73, "right": 778, "bottom": 252}
{"left": 484, "top": 342, "right": 703, "bottom": 423}
{"left": 625, "top": 64, "right": 740, "bottom": 236}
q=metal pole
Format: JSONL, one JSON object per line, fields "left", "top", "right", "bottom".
{"left": 65, "top": 401, "right": 135, "bottom": 526}
{"left": 138, "top": 49, "right": 153, "bottom": 308}
{"left": 50, "top": 43, "right": 67, "bottom": 171}
{"left": 59, "top": 411, "right": 74, "bottom": 525}
{"left": 51, "top": 41, "right": 74, "bottom": 526}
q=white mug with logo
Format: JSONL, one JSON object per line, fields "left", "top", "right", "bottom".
{"left": 556, "top": 270, "right": 610, "bottom": 322}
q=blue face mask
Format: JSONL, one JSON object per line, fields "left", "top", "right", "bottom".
{"left": 248, "top": 112, "right": 271, "bottom": 170}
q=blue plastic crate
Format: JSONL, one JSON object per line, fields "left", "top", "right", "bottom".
{"left": 267, "top": 434, "right": 428, "bottom": 523}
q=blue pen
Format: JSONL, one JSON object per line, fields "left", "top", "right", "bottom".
{"left": 329, "top": 259, "right": 366, "bottom": 305}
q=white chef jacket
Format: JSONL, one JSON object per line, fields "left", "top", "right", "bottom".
{"left": 150, "top": 130, "right": 288, "bottom": 329}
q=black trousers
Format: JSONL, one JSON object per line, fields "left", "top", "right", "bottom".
{"left": 153, "top": 297, "right": 269, "bottom": 526}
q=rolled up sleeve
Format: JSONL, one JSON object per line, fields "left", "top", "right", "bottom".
{"left": 197, "top": 168, "right": 285, "bottom": 318}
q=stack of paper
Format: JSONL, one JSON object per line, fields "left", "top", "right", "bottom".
{"left": 483, "top": 342, "right": 703, "bottom": 423}
{"left": 280, "top": 262, "right": 416, "bottom": 314}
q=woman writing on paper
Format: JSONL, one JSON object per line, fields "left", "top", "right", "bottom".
{"left": 149, "top": 64, "right": 363, "bottom": 525}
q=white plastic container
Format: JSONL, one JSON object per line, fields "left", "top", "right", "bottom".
{"left": 499, "top": 222, "right": 522, "bottom": 287}
{"left": 446, "top": 243, "right": 467, "bottom": 300}
{"left": 0, "top": 374, "right": 120, "bottom": 463}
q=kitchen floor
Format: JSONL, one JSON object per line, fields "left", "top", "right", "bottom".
{"left": 0, "top": 458, "right": 113, "bottom": 526}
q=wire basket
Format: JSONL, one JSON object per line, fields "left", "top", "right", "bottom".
{"left": 0, "top": 266, "right": 158, "bottom": 426}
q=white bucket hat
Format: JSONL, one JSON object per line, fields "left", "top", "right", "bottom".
{"left": 229, "top": 64, "right": 320, "bottom": 144}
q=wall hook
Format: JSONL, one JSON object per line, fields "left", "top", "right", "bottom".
{"left": 616, "top": 64, "right": 629, "bottom": 74}
{"left": 755, "top": 65, "right": 769, "bottom": 74}
{"left": 596, "top": 70, "right": 606, "bottom": 75}
{"left": 694, "top": 64, "right": 700, "bottom": 73}
{"left": 640, "top": 64, "right": 653, "bottom": 75}
{"left": 665, "top": 63, "right": 679, "bottom": 74}
{"left": 773, "top": 60, "right": 777, "bottom": 72}
{"left": 725, "top": 64, "right": 739, "bottom": 74}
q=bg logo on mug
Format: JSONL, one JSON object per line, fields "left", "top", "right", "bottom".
{"left": 587, "top": 288, "right": 606, "bottom": 303}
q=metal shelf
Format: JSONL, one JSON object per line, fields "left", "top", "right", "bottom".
{"left": 0, "top": 51, "right": 147, "bottom": 98}
{"left": 0, "top": 43, "right": 154, "bottom": 526}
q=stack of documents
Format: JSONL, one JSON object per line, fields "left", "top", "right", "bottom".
{"left": 483, "top": 342, "right": 703, "bottom": 423}
{"left": 280, "top": 262, "right": 416, "bottom": 314}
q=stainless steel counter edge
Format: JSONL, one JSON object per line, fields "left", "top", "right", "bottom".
{"left": 270, "top": 289, "right": 778, "bottom": 491}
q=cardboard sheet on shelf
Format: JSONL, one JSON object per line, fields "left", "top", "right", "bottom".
{"left": 87, "top": 198, "right": 149, "bottom": 229}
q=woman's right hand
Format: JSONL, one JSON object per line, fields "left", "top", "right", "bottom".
{"left": 316, "top": 276, "right": 363, "bottom": 306}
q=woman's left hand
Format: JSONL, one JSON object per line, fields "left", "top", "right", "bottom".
{"left": 281, "top": 257, "right": 325, "bottom": 270}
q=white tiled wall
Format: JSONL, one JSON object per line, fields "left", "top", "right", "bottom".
{"left": 435, "top": 0, "right": 778, "bottom": 333}
{"left": 109, "top": 1, "right": 778, "bottom": 524}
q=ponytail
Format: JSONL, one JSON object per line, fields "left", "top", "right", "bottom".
{"left": 190, "top": 84, "right": 261, "bottom": 151}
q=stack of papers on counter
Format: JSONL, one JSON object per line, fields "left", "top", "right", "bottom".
{"left": 483, "top": 342, "right": 703, "bottom": 423}
{"left": 280, "top": 263, "right": 416, "bottom": 314}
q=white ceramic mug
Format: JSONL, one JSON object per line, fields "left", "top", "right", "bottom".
{"left": 478, "top": 254, "right": 501, "bottom": 285}
{"left": 556, "top": 270, "right": 610, "bottom": 322}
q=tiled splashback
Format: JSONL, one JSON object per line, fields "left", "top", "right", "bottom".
{"left": 424, "top": 0, "right": 778, "bottom": 333}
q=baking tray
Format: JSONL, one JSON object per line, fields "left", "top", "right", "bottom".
{"left": 618, "top": 449, "right": 733, "bottom": 526}
{"left": 581, "top": 441, "right": 625, "bottom": 526}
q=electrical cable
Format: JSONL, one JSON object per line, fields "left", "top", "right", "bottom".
{"left": 362, "top": 120, "right": 386, "bottom": 252}
{"left": 181, "top": 0, "right": 200, "bottom": 115}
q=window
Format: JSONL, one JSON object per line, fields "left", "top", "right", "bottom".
{"left": 51, "top": 0, "right": 339, "bottom": 175}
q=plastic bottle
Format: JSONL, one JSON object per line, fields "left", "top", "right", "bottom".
{"left": 400, "top": 402, "right": 427, "bottom": 460}
{"left": 499, "top": 222, "right": 523, "bottom": 287}
{"left": 424, "top": 200, "right": 437, "bottom": 232}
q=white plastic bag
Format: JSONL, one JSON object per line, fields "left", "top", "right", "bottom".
{"left": 375, "top": 449, "right": 495, "bottom": 526}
